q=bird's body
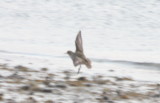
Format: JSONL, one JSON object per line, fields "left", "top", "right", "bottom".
{"left": 67, "top": 31, "right": 91, "bottom": 73}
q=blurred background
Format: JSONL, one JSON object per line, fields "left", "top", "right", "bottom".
{"left": 0, "top": 0, "right": 160, "bottom": 79}
{"left": 0, "top": 0, "right": 160, "bottom": 61}
{"left": 0, "top": 0, "right": 160, "bottom": 103}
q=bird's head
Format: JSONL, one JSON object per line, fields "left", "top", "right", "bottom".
{"left": 66, "top": 50, "right": 73, "bottom": 55}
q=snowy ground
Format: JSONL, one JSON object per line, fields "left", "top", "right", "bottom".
{"left": 0, "top": 53, "right": 159, "bottom": 103}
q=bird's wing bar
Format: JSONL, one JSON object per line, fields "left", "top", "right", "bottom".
{"left": 75, "top": 31, "right": 83, "bottom": 52}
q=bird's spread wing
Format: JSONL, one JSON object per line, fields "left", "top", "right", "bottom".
{"left": 75, "top": 31, "right": 83, "bottom": 53}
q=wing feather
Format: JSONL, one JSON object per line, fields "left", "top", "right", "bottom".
{"left": 73, "top": 57, "right": 83, "bottom": 66}
{"left": 75, "top": 31, "right": 83, "bottom": 53}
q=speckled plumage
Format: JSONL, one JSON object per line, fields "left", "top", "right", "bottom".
{"left": 67, "top": 31, "right": 91, "bottom": 73}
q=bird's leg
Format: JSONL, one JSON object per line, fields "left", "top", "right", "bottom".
{"left": 77, "top": 65, "right": 81, "bottom": 74}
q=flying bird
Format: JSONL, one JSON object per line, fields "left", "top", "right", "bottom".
{"left": 67, "top": 31, "right": 92, "bottom": 74}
